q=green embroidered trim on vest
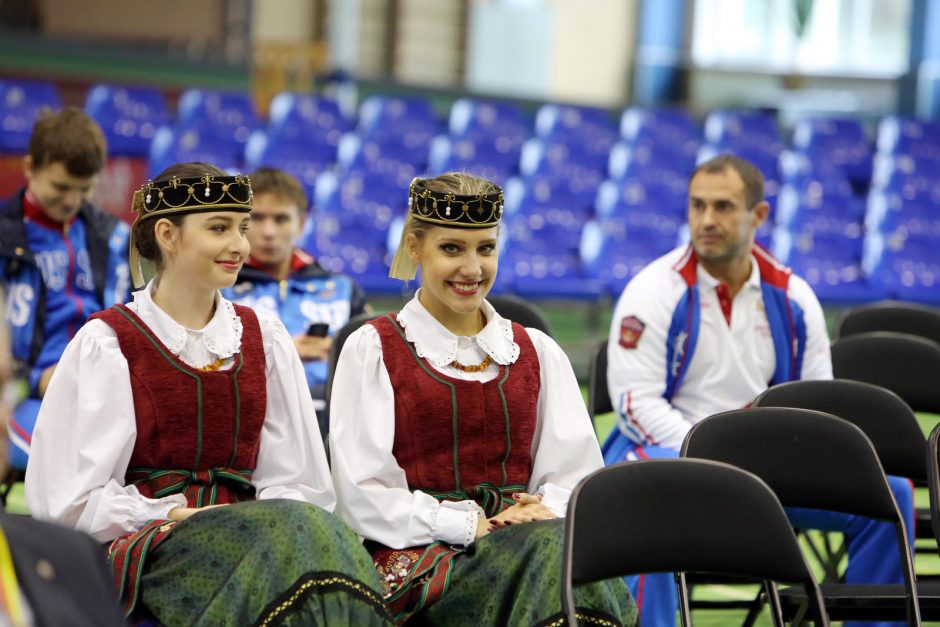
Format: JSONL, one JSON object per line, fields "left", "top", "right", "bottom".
{"left": 385, "top": 314, "right": 462, "bottom": 489}
{"left": 496, "top": 365, "right": 512, "bottom": 486}
{"left": 112, "top": 305, "right": 206, "bottom": 471}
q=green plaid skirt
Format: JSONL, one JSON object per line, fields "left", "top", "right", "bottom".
{"left": 137, "top": 499, "right": 392, "bottom": 626}
{"left": 384, "top": 518, "right": 637, "bottom": 626}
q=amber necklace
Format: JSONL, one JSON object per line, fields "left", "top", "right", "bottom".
{"left": 448, "top": 311, "right": 492, "bottom": 372}
{"left": 199, "top": 357, "right": 225, "bottom": 372}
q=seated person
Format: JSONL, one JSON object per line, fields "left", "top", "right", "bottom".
{"left": 604, "top": 154, "right": 911, "bottom": 627}
{"left": 25, "top": 163, "right": 391, "bottom": 626}
{"left": 224, "top": 167, "right": 367, "bottom": 435}
{"left": 0, "top": 287, "right": 125, "bottom": 627}
{"left": 0, "top": 108, "right": 129, "bottom": 470}
{"left": 329, "top": 172, "right": 637, "bottom": 626}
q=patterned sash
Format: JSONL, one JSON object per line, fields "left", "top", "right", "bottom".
{"left": 108, "top": 466, "right": 255, "bottom": 617}
{"left": 372, "top": 482, "right": 526, "bottom": 624}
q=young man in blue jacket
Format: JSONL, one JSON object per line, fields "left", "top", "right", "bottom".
{"left": 0, "top": 107, "right": 129, "bottom": 470}
{"left": 225, "top": 167, "right": 367, "bottom": 437}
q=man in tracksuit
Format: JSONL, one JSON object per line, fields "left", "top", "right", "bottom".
{"left": 604, "top": 154, "right": 911, "bottom": 627}
{"left": 0, "top": 107, "right": 130, "bottom": 470}
{"left": 225, "top": 167, "right": 367, "bottom": 438}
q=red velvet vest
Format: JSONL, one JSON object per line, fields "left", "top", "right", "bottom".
{"left": 371, "top": 314, "right": 540, "bottom": 517}
{"left": 91, "top": 303, "right": 267, "bottom": 506}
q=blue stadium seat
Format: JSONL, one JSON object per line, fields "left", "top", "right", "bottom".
{"left": 779, "top": 149, "right": 852, "bottom": 187}
{"left": 864, "top": 232, "right": 940, "bottom": 304}
{"left": 148, "top": 125, "right": 242, "bottom": 179}
{"left": 84, "top": 84, "right": 168, "bottom": 158}
{"left": 177, "top": 88, "right": 260, "bottom": 147}
{"left": 594, "top": 177, "right": 686, "bottom": 223}
{"left": 428, "top": 135, "right": 517, "bottom": 183}
{"left": 243, "top": 130, "right": 337, "bottom": 201}
{"left": 534, "top": 104, "right": 617, "bottom": 169}
{"left": 774, "top": 177, "right": 863, "bottom": 237}
{"left": 303, "top": 170, "right": 402, "bottom": 251}
{"left": 792, "top": 117, "right": 873, "bottom": 186}
{"left": 358, "top": 95, "right": 440, "bottom": 152}
{"left": 866, "top": 191, "right": 940, "bottom": 240}
{"left": 268, "top": 91, "right": 349, "bottom": 148}
{"left": 580, "top": 219, "right": 677, "bottom": 297}
{"left": 607, "top": 140, "right": 695, "bottom": 186}
{"left": 877, "top": 116, "right": 940, "bottom": 162}
{"left": 620, "top": 106, "right": 699, "bottom": 145}
{"left": 448, "top": 98, "right": 530, "bottom": 159}
{"left": 518, "top": 138, "right": 607, "bottom": 186}
{"left": 504, "top": 175, "right": 597, "bottom": 220}
{"left": 0, "top": 79, "right": 61, "bottom": 153}
{"left": 871, "top": 152, "right": 940, "bottom": 190}
{"left": 773, "top": 230, "right": 876, "bottom": 303}
{"left": 337, "top": 132, "right": 424, "bottom": 182}
{"left": 704, "top": 109, "right": 783, "bottom": 154}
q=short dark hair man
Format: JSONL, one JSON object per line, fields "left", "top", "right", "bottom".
{"left": 224, "top": 167, "right": 367, "bottom": 437}
{"left": 0, "top": 107, "right": 130, "bottom": 470}
{"left": 603, "top": 154, "right": 910, "bottom": 627}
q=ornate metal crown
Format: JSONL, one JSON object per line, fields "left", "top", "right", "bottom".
{"left": 131, "top": 174, "right": 253, "bottom": 222}
{"left": 408, "top": 178, "right": 503, "bottom": 228}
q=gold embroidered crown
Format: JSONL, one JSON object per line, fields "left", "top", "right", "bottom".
{"left": 131, "top": 174, "right": 253, "bottom": 222}
{"left": 408, "top": 177, "right": 503, "bottom": 228}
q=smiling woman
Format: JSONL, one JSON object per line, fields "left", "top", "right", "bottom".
{"left": 329, "top": 172, "right": 638, "bottom": 626}
{"left": 24, "top": 163, "right": 392, "bottom": 626}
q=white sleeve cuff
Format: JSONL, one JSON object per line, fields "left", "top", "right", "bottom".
{"left": 134, "top": 493, "right": 188, "bottom": 527}
{"left": 536, "top": 483, "right": 572, "bottom": 518}
{"left": 431, "top": 500, "right": 485, "bottom": 546}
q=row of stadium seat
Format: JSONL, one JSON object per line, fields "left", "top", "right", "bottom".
{"left": 2, "top": 78, "right": 939, "bottom": 303}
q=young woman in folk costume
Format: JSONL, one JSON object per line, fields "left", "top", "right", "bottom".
{"left": 25, "top": 163, "right": 392, "bottom": 626}
{"left": 329, "top": 172, "right": 637, "bottom": 626}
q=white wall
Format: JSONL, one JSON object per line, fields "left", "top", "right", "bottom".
{"left": 549, "top": 0, "right": 637, "bottom": 106}
{"left": 251, "top": 0, "right": 317, "bottom": 41}
{"left": 465, "top": 0, "right": 639, "bottom": 107}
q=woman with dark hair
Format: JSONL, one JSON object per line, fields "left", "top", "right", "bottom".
{"left": 25, "top": 162, "right": 391, "bottom": 626}
{"left": 329, "top": 172, "right": 636, "bottom": 625}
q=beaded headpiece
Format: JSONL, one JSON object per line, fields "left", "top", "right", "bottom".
{"left": 390, "top": 175, "right": 503, "bottom": 281}
{"left": 407, "top": 177, "right": 504, "bottom": 227}
{"left": 129, "top": 174, "right": 253, "bottom": 289}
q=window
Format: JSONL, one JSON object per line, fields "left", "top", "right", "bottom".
{"left": 691, "top": 0, "right": 911, "bottom": 78}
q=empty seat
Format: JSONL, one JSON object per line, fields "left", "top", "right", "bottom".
{"left": 358, "top": 95, "right": 440, "bottom": 151}
{"left": 792, "top": 117, "right": 873, "bottom": 186}
{"left": 147, "top": 125, "right": 242, "bottom": 179}
{"left": 267, "top": 91, "right": 349, "bottom": 148}
{"left": 0, "top": 78, "right": 61, "bottom": 153}
{"left": 773, "top": 231, "right": 876, "bottom": 303}
{"left": 877, "top": 116, "right": 940, "bottom": 162}
{"left": 177, "top": 88, "right": 260, "bottom": 147}
{"left": 84, "top": 84, "right": 168, "bottom": 157}
{"left": 864, "top": 233, "right": 940, "bottom": 304}
{"left": 428, "top": 135, "right": 518, "bottom": 184}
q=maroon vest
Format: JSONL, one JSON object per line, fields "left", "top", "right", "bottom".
{"left": 371, "top": 314, "right": 540, "bottom": 516}
{"left": 91, "top": 303, "right": 267, "bottom": 506}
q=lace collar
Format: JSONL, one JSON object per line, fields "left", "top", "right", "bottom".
{"left": 130, "top": 281, "right": 243, "bottom": 359}
{"left": 396, "top": 290, "right": 520, "bottom": 367}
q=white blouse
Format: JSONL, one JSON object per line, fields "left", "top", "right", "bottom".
{"left": 329, "top": 292, "right": 603, "bottom": 549}
{"left": 24, "top": 282, "right": 335, "bottom": 543}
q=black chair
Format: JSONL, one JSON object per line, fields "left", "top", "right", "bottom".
{"left": 754, "top": 378, "right": 934, "bottom": 573}
{"left": 927, "top": 423, "right": 940, "bottom": 554}
{"left": 587, "top": 340, "right": 612, "bottom": 421}
{"left": 562, "top": 458, "right": 829, "bottom": 626}
{"left": 487, "top": 294, "right": 554, "bottom": 338}
{"left": 324, "top": 311, "right": 382, "bottom": 406}
{"left": 838, "top": 301, "right": 940, "bottom": 345}
{"left": 830, "top": 331, "right": 940, "bottom": 415}
{"left": 682, "top": 407, "right": 923, "bottom": 624}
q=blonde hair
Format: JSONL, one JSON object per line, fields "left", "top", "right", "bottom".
{"left": 389, "top": 172, "right": 500, "bottom": 281}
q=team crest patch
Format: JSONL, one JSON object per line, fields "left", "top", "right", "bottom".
{"left": 618, "top": 315, "right": 646, "bottom": 349}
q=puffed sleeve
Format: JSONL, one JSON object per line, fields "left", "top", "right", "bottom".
{"left": 25, "top": 320, "right": 187, "bottom": 543}
{"left": 525, "top": 329, "right": 604, "bottom": 517}
{"left": 329, "top": 325, "right": 482, "bottom": 549}
{"left": 252, "top": 315, "right": 336, "bottom": 510}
